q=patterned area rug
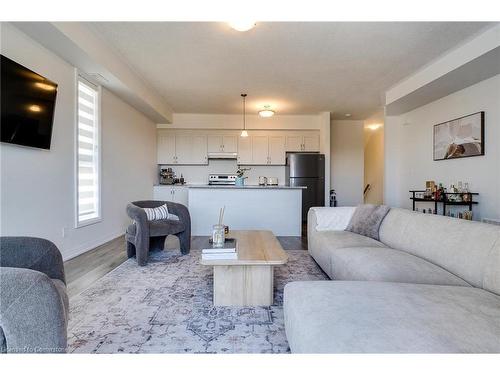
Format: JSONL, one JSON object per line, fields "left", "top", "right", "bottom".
{"left": 68, "top": 249, "right": 327, "bottom": 353}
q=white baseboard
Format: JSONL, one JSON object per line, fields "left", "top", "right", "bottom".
{"left": 63, "top": 230, "right": 125, "bottom": 261}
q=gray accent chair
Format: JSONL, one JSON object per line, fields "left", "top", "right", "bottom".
{"left": 126, "top": 200, "right": 191, "bottom": 266}
{"left": 284, "top": 207, "right": 500, "bottom": 353}
{"left": 0, "top": 237, "right": 68, "bottom": 353}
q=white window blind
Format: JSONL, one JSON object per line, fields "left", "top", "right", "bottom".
{"left": 77, "top": 78, "right": 100, "bottom": 225}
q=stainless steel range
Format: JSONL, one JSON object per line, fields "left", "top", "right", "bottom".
{"left": 208, "top": 173, "right": 237, "bottom": 185}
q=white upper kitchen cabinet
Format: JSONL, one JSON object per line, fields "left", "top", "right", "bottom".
{"left": 237, "top": 136, "right": 252, "bottom": 164}
{"left": 157, "top": 133, "right": 176, "bottom": 164}
{"left": 207, "top": 134, "right": 238, "bottom": 153}
{"left": 207, "top": 135, "right": 223, "bottom": 153}
{"left": 251, "top": 136, "right": 269, "bottom": 165}
{"left": 222, "top": 135, "right": 238, "bottom": 153}
{"left": 285, "top": 135, "right": 303, "bottom": 152}
{"left": 157, "top": 133, "right": 207, "bottom": 165}
{"left": 285, "top": 132, "right": 320, "bottom": 152}
{"left": 303, "top": 133, "right": 320, "bottom": 151}
{"left": 268, "top": 136, "right": 286, "bottom": 165}
{"left": 175, "top": 135, "right": 193, "bottom": 164}
{"left": 190, "top": 135, "right": 208, "bottom": 164}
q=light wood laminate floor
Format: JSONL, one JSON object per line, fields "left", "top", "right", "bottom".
{"left": 65, "top": 235, "right": 307, "bottom": 299}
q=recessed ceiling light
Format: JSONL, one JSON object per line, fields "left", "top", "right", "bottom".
{"left": 228, "top": 21, "right": 256, "bottom": 32}
{"left": 258, "top": 105, "right": 275, "bottom": 118}
{"left": 345, "top": 113, "right": 352, "bottom": 117}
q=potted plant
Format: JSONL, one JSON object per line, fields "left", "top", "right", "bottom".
{"left": 235, "top": 167, "right": 251, "bottom": 186}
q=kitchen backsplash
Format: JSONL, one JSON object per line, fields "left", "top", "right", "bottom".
{"left": 158, "top": 159, "right": 286, "bottom": 185}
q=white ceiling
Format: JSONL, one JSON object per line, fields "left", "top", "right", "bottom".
{"left": 88, "top": 22, "right": 493, "bottom": 120}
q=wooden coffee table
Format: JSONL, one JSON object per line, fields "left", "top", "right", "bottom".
{"left": 200, "top": 230, "right": 288, "bottom": 306}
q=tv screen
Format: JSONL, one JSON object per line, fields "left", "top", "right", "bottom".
{"left": 1, "top": 55, "right": 58, "bottom": 150}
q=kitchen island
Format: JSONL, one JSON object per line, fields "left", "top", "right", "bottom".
{"left": 153, "top": 184, "right": 305, "bottom": 236}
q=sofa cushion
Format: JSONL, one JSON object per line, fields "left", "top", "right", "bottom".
{"left": 284, "top": 281, "right": 500, "bottom": 353}
{"left": 308, "top": 230, "right": 386, "bottom": 278}
{"left": 379, "top": 208, "right": 500, "bottom": 294}
{"left": 346, "top": 204, "right": 390, "bottom": 240}
{"left": 330, "top": 247, "right": 470, "bottom": 286}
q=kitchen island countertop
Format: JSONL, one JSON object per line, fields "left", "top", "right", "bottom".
{"left": 154, "top": 184, "right": 306, "bottom": 189}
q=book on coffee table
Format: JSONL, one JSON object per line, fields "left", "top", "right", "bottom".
{"left": 202, "top": 252, "right": 238, "bottom": 260}
{"left": 202, "top": 238, "right": 238, "bottom": 259}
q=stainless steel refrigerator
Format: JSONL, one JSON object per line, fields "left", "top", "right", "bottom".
{"left": 285, "top": 152, "right": 325, "bottom": 221}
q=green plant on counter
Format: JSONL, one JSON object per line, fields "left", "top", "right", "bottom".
{"left": 236, "top": 167, "right": 251, "bottom": 178}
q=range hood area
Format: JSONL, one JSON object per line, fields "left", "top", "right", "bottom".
{"left": 207, "top": 152, "right": 238, "bottom": 159}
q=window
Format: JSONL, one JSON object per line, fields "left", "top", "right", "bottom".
{"left": 76, "top": 77, "right": 100, "bottom": 226}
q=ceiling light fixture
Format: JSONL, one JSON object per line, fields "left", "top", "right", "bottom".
{"left": 229, "top": 21, "right": 256, "bottom": 32}
{"left": 345, "top": 113, "right": 352, "bottom": 117}
{"left": 367, "top": 124, "right": 382, "bottom": 131}
{"left": 28, "top": 104, "right": 41, "bottom": 112}
{"left": 258, "top": 105, "right": 275, "bottom": 118}
{"left": 240, "top": 93, "right": 248, "bottom": 137}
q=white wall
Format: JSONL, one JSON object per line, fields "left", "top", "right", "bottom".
{"left": 0, "top": 23, "right": 157, "bottom": 260}
{"left": 385, "top": 74, "right": 500, "bottom": 221}
{"left": 364, "top": 111, "right": 385, "bottom": 205}
{"left": 160, "top": 113, "right": 323, "bottom": 130}
{"left": 330, "top": 120, "right": 364, "bottom": 206}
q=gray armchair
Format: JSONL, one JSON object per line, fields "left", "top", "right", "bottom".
{"left": 0, "top": 237, "right": 68, "bottom": 353}
{"left": 125, "top": 200, "right": 191, "bottom": 266}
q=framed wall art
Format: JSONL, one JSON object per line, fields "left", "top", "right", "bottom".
{"left": 433, "top": 111, "right": 484, "bottom": 161}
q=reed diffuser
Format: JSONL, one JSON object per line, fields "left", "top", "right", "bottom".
{"left": 212, "top": 206, "right": 226, "bottom": 247}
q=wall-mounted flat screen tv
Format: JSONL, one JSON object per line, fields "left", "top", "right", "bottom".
{"left": 1, "top": 55, "right": 58, "bottom": 150}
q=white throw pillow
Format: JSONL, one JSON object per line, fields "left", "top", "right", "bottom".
{"left": 143, "top": 204, "right": 179, "bottom": 221}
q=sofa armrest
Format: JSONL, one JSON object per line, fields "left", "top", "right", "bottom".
{"left": 0, "top": 237, "right": 65, "bottom": 284}
{"left": 0, "top": 267, "right": 67, "bottom": 353}
{"left": 308, "top": 207, "right": 356, "bottom": 232}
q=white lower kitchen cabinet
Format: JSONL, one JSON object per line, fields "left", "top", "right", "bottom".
{"left": 153, "top": 185, "right": 189, "bottom": 206}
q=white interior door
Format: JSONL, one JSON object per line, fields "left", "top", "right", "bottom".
{"left": 303, "top": 133, "right": 320, "bottom": 152}
{"left": 268, "top": 136, "right": 286, "bottom": 165}
{"left": 237, "top": 136, "right": 252, "bottom": 164}
{"left": 207, "top": 135, "right": 223, "bottom": 153}
{"left": 157, "top": 133, "right": 176, "bottom": 164}
{"left": 222, "top": 135, "right": 238, "bottom": 153}
{"left": 252, "top": 136, "right": 269, "bottom": 165}
{"left": 285, "top": 135, "right": 303, "bottom": 152}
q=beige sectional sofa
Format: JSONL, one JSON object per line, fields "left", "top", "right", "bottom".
{"left": 284, "top": 207, "right": 500, "bottom": 353}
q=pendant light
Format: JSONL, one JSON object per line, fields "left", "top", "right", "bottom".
{"left": 240, "top": 93, "right": 248, "bottom": 137}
